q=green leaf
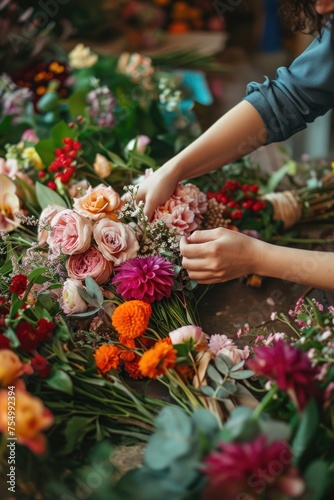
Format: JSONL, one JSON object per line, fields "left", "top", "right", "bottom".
{"left": 229, "top": 370, "right": 254, "bottom": 380}
{"left": 28, "top": 267, "right": 47, "bottom": 282}
{"left": 51, "top": 120, "right": 77, "bottom": 147}
{"left": 292, "top": 399, "right": 319, "bottom": 461}
{"left": 36, "top": 293, "right": 55, "bottom": 311}
{"left": 207, "top": 365, "right": 224, "bottom": 385}
{"left": 46, "top": 369, "right": 73, "bottom": 395}
{"left": 191, "top": 408, "right": 220, "bottom": 436}
{"left": 67, "top": 89, "right": 88, "bottom": 118}
{"left": 2, "top": 328, "right": 19, "bottom": 348}
{"left": 61, "top": 416, "right": 96, "bottom": 455}
{"left": 264, "top": 163, "right": 295, "bottom": 194}
{"left": 303, "top": 460, "right": 330, "bottom": 500}
{"left": 85, "top": 276, "right": 104, "bottom": 306}
{"left": 230, "top": 360, "right": 245, "bottom": 372}
{"left": 35, "top": 182, "right": 68, "bottom": 210}
{"left": 77, "top": 287, "right": 101, "bottom": 308}
{"left": 35, "top": 138, "right": 56, "bottom": 167}
{"left": 216, "top": 353, "right": 233, "bottom": 370}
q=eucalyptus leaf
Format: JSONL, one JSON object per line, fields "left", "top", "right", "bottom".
{"left": 200, "top": 386, "right": 215, "bottom": 397}
{"left": 216, "top": 353, "right": 234, "bottom": 370}
{"left": 35, "top": 182, "right": 68, "bottom": 210}
{"left": 85, "top": 276, "right": 104, "bottom": 306}
{"left": 230, "top": 360, "right": 245, "bottom": 372}
{"left": 229, "top": 370, "right": 254, "bottom": 380}
{"left": 69, "top": 307, "right": 101, "bottom": 319}
{"left": 213, "top": 356, "right": 229, "bottom": 376}
{"left": 191, "top": 408, "right": 220, "bottom": 436}
{"left": 77, "top": 287, "right": 101, "bottom": 308}
{"left": 207, "top": 364, "right": 224, "bottom": 385}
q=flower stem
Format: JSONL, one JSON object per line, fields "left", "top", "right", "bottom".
{"left": 251, "top": 384, "right": 278, "bottom": 420}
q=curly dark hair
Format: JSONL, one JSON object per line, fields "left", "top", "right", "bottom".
{"left": 279, "top": 0, "right": 331, "bottom": 35}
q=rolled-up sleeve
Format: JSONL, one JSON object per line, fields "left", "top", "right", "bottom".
{"left": 244, "top": 27, "right": 334, "bottom": 143}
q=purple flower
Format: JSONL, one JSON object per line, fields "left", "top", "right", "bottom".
{"left": 247, "top": 341, "right": 318, "bottom": 410}
{"left": 202, "top": 435, "right": 305, "bottom": 500}
{"left": 111, "top": 255, "right": 174, "bottom": 303}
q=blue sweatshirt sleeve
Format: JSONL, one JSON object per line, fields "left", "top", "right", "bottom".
{"left": 244, "top": 27, "right": 334, "bottom": 143}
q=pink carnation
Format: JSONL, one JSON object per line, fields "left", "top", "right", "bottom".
{"left": 111, "top": 255, "right": 174, "bottom": 303}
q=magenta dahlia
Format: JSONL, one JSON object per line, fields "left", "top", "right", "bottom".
{"left": 202, "top": 435, "right": 305, "bottom": 500}
{"left": 111, "top": 256, "right": 175, "bottom": 303}
{"left": 247, "top": 340, "right": 318, "bottom": 410}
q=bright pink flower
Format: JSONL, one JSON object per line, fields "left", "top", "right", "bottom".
{"left": 202, "top": 435, "right": 305, "bottom": 500}
{"left": 66, "top": 246, "right": 113, "bottom": 285}
{"left": 112, "top": 256, "right": 174, "bottom": 303}
{"left": 247, "top": 341, "right": 318, "bottom": 410}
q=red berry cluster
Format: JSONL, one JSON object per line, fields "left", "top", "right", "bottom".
{"left": 40, "top": 137, "right": 82, "bottom": 190}
{"left": 207, "top": 180, "right": 267, "bottom": 221}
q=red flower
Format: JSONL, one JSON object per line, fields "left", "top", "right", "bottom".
{"left": 36, "top": 318, "right": 56, "bottom": 342}
{"left": 31, "top": 354, "right": 51, "bottom": 378}
{"left": 16, "top": 321, "right": 40, "bottom": 352}
{"left": 247, "top": 341, "right": 318, "bottom": 410}
{"left": 0, "top": 334, "right": 10, "bottom": 350}
{"left": 202, "top": 436, "right": 305, "bottom": 500}
{"left": 9, "top": 274, "right": 28, "bottom": 295}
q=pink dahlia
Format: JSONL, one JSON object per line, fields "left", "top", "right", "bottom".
{"left": 247, "top": 340, "right": 318, "bottom": 410}
{"left": 111, "top": 256, "right": 174, "bottom": 303}
{"left": 202, "top": 435, "right": 305, "bottom": 500}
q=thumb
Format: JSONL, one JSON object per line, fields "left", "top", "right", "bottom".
{"left": 186, "top": 229, "right": 222, "bottom": 244}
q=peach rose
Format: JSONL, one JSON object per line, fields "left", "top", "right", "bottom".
{"left": 169, "top": 325, "right": 208, "bottom": 352}
{"left": 66, "top": 246, "right": 113, "bottom": 284}
{"left": 0, "top": 389, "right": 53, "bottom": 454}
{"left": 38, "top": 203, "right": 65, "bottom": 246}
{"left": 93, "top": 153, "right": 113, "bottom": 179}
{"left": 93, "top": 219, "right": 139, "bottom": 265}
{"left": 60, "top": 278, "right": 88, "bottom": 314}
{"left": 47, "top": 209, "right": 93, "bottom": 255}
{"left": 154, "top": 200, "right": 197, "bottom": 236}
{"left": 0, "top": 350, "right": 33, "bottom": 387}
{"left": 73, "top": 184, "right": 123, "bottom": 221}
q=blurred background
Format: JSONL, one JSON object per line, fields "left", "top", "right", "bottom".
{"left": 0, "top": 0, "right": 332, "bottom": 161}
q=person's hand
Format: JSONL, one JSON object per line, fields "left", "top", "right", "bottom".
{"left": 135, "top": 164, "right": 180, "bottom": 221}
{"left": 180, "top": 228, "right": 263, "bottom": 284}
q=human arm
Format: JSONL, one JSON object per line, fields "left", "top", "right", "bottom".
{"left": 136, "top": 101, "right": 267, "bottom": 220}
{"left": 180, "top": 228, "right": 334, "bottom": 291}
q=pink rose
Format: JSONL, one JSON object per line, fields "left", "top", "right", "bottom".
{"left": 73, "top": 184, "right": 123, "bottom": 221}
{"left": 60, "top": 279, "right": 88, "bottom": 314}
{"left": 66, "top": 246, "right": 113, "bottom": 284}
{"left": 93, "top": 219, "right": 139, "bottom": 265}
{"left": 216, "top": 345, "right": 250, "bottom": 366}
{"left": 174, "top": 183, "right": 208, "bottom": 215}
{"left": 169, "top": 325, "right": 208, "bottom": 352}
{"left": 38, "top": 204, "right": 66, "bottom": 246}
{"left": 47, "top": 209, "right": 92, "bottom": 255}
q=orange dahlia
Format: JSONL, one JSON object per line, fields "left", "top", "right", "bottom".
{"left": 112, "top": 300, "right": 152, "bottom": 339}
{"left": 94, "top": 344, "right": 120, "bottom": 374}
{"left": 138, "top": 339, "right": 177, "bottom": 379}
{"left": 124, "top": 356, "right": 143, "bottom": 380}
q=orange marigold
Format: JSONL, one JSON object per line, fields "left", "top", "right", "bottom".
{"left": 119, "top": 336, "right": 136, "bottom": 362}
{"left": 112, "top": 300, "right": 152, "bottom": 339}
{"left": 94, "top": 344, "right": 120, "bottom": 374}
{"left": 124, "top": 356, "right": 143, "bottom": 380}
{"left": 138, "top": 339, "right": 177, "bottom": 379}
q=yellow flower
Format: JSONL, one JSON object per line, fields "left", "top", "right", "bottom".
{"left": 22, "top": 147, "right": 44, "bottom": 170}
{"left": 69, "top": 44, "right": 98, "bottom": 69}
{"left": 0, "top": 174, "right": 21, "bottom": 232}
